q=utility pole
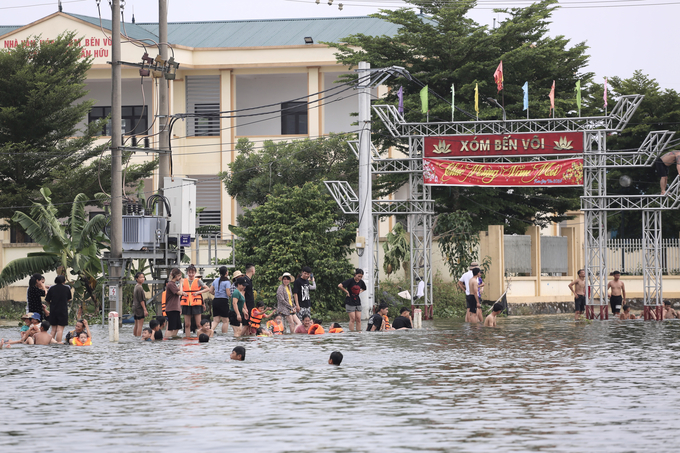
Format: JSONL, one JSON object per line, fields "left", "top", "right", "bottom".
{"left": 110, "top": 0, "right": 123, "bottom": 323}
{"left": 158, "top": 0, "right": 170, "bottom": 212}
{"left": 357, "top": 61, "right": 374, "bottom": 321}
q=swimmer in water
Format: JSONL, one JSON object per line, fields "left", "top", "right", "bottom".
{"left": 619, "top": 305, "right": 637, "bottom": 320}
{"left": 484, "top": 303, "right": 504, "bottom": 327}
{"left": 662, "top": 301, "right": 680, "bottom": 319}
{"left": 196, "top": 319, "right": 215, "bottom": 338}
{"left": 329, "top": 351, "right": 343, "bottom": 366}
{"left": 230, "top": 346, "right": 246, "bottom": 361}
{"left": 141, "top": 327, "right": 152, "bottom": 341}
{"left": 198, "top": 333, "right": 210, "bottom": 343}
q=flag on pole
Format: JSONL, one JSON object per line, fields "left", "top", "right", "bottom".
{"left": 420, "top": 85, "right": 428, "bottom": 114}
{"left": 549, "top": 80, "right": 555, "bottom": 113}
{"left": 474, "top": 83, "right": 479, "bottom": 118}
{"left": 522, "top": 82, "right": 529, "bottom": 111}
{"left": 575, "top": 80, "right": 581, "bottom": 116}
{"left": 494, "top": 61, "right": 504, "bottom": 92}
{"left": 397, "top": 86, "right": 404, "bottom": 114}
{"left": 604, "top": 77, "right": 608, "bottom": 109}
{"left": 451, "top": 84, "right": 455, "bottom": 121}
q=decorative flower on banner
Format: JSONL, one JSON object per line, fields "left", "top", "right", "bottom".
{"left": 423, "top": 160, "right": 438, "bottom": 184}
{"left": 562, "top": 161, "right": 583, "bottom": 185}
{"left": 553, "top": 136, "right": 574, "bottom": 151}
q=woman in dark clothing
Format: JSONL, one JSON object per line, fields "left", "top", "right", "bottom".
{"left": 27, "top": 273, "right": 48, "bottom": 320}
{"left": 46, "top": 275, "right": 72, "bottom": 342}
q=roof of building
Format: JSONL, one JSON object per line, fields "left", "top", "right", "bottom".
{"left": 65, "top": 13, "right": 162, "bottom": 43}
{"left": 135, "top": 16, "right": 400, "bottom": 48}
{"left": 0, "top": 25, "right": 20, "bottom": 37}
{"left": 1, "top": 14, "right": 400, "bottom": 49}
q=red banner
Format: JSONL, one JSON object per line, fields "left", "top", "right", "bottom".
{"left": 423, "top": 158, "right": 584, "bottom": 187}
{"left": 423, "top": 132, "right": 584, "bottom": 158}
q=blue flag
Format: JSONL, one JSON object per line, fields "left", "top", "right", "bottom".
{"left": 522, "top": 82, "right": 529, "bottom": 111}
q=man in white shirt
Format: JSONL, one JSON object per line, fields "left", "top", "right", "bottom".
{"left": 457, "top": 262, "right": 480, "bottom": 322}
{"left": 416, "top": 277, "right": 425, "bottom": 300}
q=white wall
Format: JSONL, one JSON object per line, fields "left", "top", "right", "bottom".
{"left": 323, "top": 72, "right": 358, "bottom": 134}
{"left": 235, "top": 73, "right": 307, "bottom": 137}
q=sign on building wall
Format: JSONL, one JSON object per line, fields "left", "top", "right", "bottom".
{"left": 423, "top": 132, "right": 584, "bottom": 158}
{"left": 423, "top": 157, "right": 584, "bottom": 187}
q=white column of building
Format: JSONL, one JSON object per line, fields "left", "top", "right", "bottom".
{"left": 220, "top": 69, "right": 233, "bottom": 235}
{"left": 307, "top": 67, "right": 321, "bottom": 138}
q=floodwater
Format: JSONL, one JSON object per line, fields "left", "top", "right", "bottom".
{"left": 1, "top": 315, "right": 680, "bottom": 452}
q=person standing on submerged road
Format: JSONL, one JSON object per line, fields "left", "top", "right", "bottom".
{"left": 294, "top": 266, "right": 313, "bottom": 321}
{"left": 210, "top": 266, "right": 232, "bottom": 333}
{"left": 27, "top": 274, "right": 48, "bottom": 321}
{"left": 569, "top": 269, "right": 587, "bottom": 321}
{"left": 132, "top": 272, "right": 148, "bottom": 337}
{"left": 276, "top": 272, "right": 301, "bottom": 333}
{"left": 607, "top": 271, "right": 626, "bottom": 316}
{"left": 467, "top": 269, "right": 482, "bottom": 323}
{"left": 45, "top": 275, "right": 71, "bottom": 343}
{"left": 180, "top": 265, "right": 210, "bottom": 337}
{"left": 339, "top": 269, "right": 366, "bottom": 332}
{"left": 242, "top": 264, "right": 256, "bottom": 319}
{"left": 164, "top": 268, "right": 186, "bottom": 338}
{"left": 457, "top": 262, "right": 479, "bottom": 324}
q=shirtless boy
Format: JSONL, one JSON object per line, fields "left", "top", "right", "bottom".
{"left": 662, "top": 301, "right": 680, "bottom": 319}
{"left": 619, "top": 305, "right": 637, "bottom": 320}
{"left": 607, "top": 271, "right": 626, "bottom": 315}
{"left": 484, "top": 303, "right": 503, "bottom": 327}
{"left": 655, "top": 150, "right": 680, "bottom": 195}
{"left": 34, "top": 321, "right": 58, "bottom": 345}
{"left": 569, "top": 269, "right": 587, "bottom": 320}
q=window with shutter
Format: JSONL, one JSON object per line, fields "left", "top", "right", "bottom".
{"left": 186, "top": 76, "right": 220, "bottom": 137}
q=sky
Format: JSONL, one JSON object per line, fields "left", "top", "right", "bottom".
{"left": 1, "top": 0, "right": 679, "bottom": 92}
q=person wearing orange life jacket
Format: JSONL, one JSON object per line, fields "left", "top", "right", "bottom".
{"left": 308, "top": 319, "right": 325, "bottom": 335}
{"left": 249, "top": 301, "right": 273, "bottom": 335}
{"left": 70, "top": 331, "right": 92, "bottom": 346}
{"left": 367, "top": 303, "right": 389, "bottom": 331}
{"left": 382, "top": 314, "right": 392, "bottom": 331}
{"left": 180, "top": 265, "right": 210, "bottom": 338}
{"left": 329, "top": 322, "right": 344, "bottom": 333}
{"left": 266, "top": 314, "right": 285, "bottom": 335}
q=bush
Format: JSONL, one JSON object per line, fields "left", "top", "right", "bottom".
{"left": 377, "top": 273, "right": 468, "bottom": 319}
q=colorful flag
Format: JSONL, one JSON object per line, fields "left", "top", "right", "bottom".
{"left": 549, "top": 80, "right": 555, "bottom": 112}
{"left": 575, "top": 80, "right": 581, "bottom": 115}
{"left": 474, "top": 83, "right": 479, "bottom": 117}
{"left": 397, "top": 86, "right": 404, "bottom": 114}
{"left": 604, "top": 77, "right": 608, "bottom": 109}
{"left": 522, "top": 82, "right": 529, "bottom": 111}
{"left": 420, "top": 85, "right": 428, "bottom": 114}
{"left": 451, "top": 84, "right": 455, "bottom": 121}
{"left": 494, "top": 61, "right": 504, "bottom": 92}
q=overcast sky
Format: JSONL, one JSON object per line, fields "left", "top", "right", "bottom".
{"left": 2, "top": 0, "right": 679, "bottom": 92}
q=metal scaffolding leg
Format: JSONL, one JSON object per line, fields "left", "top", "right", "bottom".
{"left": 642, "top": 210, "right": 663, "bottom": 320}
{"left": 584, "top": 131, "right": 608, "bottom": 320}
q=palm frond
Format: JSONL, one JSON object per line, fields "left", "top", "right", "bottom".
{"left": 0, "top": 253, "right": 60, "bottom": 287}
{"left": 11, "top": 211, "right": 59, "bottom": 246}
{"left": 70, "top": 193, "right": 89, "bottom": 244}
{"left": 79, "top": 214, "right": 108, "bottom": 250}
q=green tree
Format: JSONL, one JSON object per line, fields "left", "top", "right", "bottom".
{"left": 228, "top": 182, "right": 355, "bottom": 316}
{"left": 434, "top": 211, "right": 489, "bottom": 279}
{"left": 222, "top": 134, "right": 358, "bottom": 207}
{"left": 382, "top": 222, "right": 409, "bottom": 278}
{"left": 331, "top": 0, "right": 589, "bottom": 233}
{"left": 581, "top": 71, "right": 680, "bottom": 238}
{"left": 0, "top": 32, "right": 155, "bottom": 219}
{"left": 0, "top": 188, "right": 108, "bottom": 308}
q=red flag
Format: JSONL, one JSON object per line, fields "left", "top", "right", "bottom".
{"left": 494, "top": 61, "right": 504, "bottom": 92}
{"left": 549, "top": 80, "right": 555, "bottom": 112}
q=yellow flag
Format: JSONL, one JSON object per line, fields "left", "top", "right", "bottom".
{"left": 474, "top": 83, "right": 479, "bottom": 118}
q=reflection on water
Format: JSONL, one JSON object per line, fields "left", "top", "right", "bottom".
{"left": 1, "top": 315, "right": 680, "bottom": 452}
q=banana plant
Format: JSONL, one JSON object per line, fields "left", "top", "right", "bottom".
{"left": 0, "top": 188, "right": 108, "bottom": 308}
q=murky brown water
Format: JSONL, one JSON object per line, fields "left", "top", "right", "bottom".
{"left": 1, "top": 315, "right": 679, "bottom": 452}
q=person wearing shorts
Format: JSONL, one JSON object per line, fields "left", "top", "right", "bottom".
{"left": 569, "top": 269, "right": 587, "bottom": 320}
{"left": 339, "top": 269, "right": 366, "bottom": 331}
{"left": 228, "top": 277, "right": 249, "bottom": 337}
{"left": 45, "top": 275, "right": 71, "bottom": 343}
{"left": 276, "top": 272, "right": 301, "bottom": 333}
{"left": 607, "top": 271, "right": 626, "bottom": 315}
{"left": 574, "top": 294, "right": 586, "bottom": 314}
{"left": 132, "top": 272, "right": 148, "bottom": 337}
{"left": 164, "top": 268, "right": 185, "bottom": 337}
{"left": 211, "top": 266, "right": 232, "bottom": 334}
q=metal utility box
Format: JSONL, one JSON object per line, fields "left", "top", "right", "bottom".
{"left": 164, "top": 176, "right": 197, "bottom": 239}
{"left": 122, "top": 216, "right": 168, "bottom": 251}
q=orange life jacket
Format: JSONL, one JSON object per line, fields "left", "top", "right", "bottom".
{"left": 180, "top": 279, "right": 204, "bottom": 307}
{"left": 266, "top": 320, "right": 284, "bottom": 335}
{"left": 249, "top": 308, "right": 264, "bottom": 328}
{"left": 161, "top": 291, "right": 167, "bottom": 316}
{"left": 71, "top": 337, "right": 92, "bottom": 346}
{"left": 383, "top": 314, "right": 391, "bottom": 330}
{"left": 329, "top": 327, "right": 344, "bottom": 333}
{"left": 308, "top": 324, "right": 325, "bottom": 335}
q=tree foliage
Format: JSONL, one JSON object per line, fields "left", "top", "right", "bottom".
{"left": 0, "top": 32, "right": 155, "bottom": 219}
{"left": 383, "top": 222, "right": 409, "bottom": 277}
{"left": 330, "top": 0, "right": 590, "bottom": 233}
{"left": 228, "top": 182, "right": 355, "bottom": 315}
{"left": 434, "top": 211, "right": 489, "bottom": 279}
{"left": 222, "top": 134, "right": 358, "bottom": 207}
{"left": 0, "top": 188, "right": 108, "bottom": 307}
